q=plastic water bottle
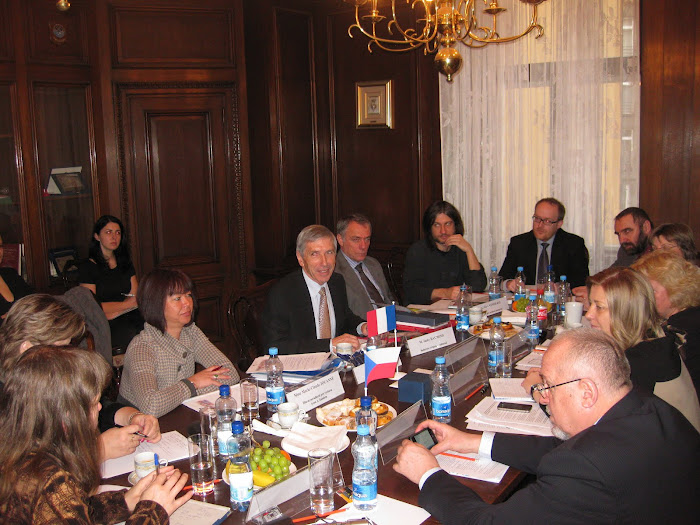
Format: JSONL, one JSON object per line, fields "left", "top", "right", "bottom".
{"left": 513, "top": 267, "right": 527, "bottom": 301}
{"left": 352, "top": 424, "right": 378, "bottom": 512}
{"left": 431, "top": 356, "right": 451, "bottom": 423}
{"left": 355, "top": 396, "right": 379, "bottom": 467}
{"left": 525, "top": 295, "right": 540, "bottom": 350}
{"left": 488, "top": 266, "right": 501, "bottom": 300}
{"left": 455, "top": 284, "right": 471, "bottom": 332}
{"left": 558, "top": 275, "right": 572, "bottom": 319}
{"left": 489, "top": 317, "right": 507, "bottom": 377}
{"left": 227, "top": 421, "right": 252, "bottom": 462}
{"left": 543, "top": 265, "right": 557, "bottom": 305}
{"left": 216, "top": 384, "right": 237, "bottom": 458}
{"left": 228, "top": 454, "right": 253, "bottom": 512}
{"left": 265, "top": 347, "right": 285, "bottom": 414}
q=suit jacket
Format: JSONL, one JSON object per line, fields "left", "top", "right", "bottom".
{"left": 334, "top": 253, "right": 395, "bottom": 320}
{"left": 262, "top": 270, "right": 365, "bottom": 355}
{"left": 498, "top": 228, "right": 589, "bottom": 288}
{"left": 419, "top": 390, "right": 700, "bottom": 524}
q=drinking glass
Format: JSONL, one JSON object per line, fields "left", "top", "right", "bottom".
{"left": 308, "top": 448, "right": 334, "bottom": 514}
{"left": 187, "top": 433, "right": 215, "bottom": 495}
{"left": 199, "top": 406, "right": 218, "bottom": 455}
{"left": 240, "top": 378, "right": 260, "bottom": 426}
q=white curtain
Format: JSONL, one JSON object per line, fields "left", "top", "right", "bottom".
{"left": 440, "top": 0, "right": 640, "bottom": 275}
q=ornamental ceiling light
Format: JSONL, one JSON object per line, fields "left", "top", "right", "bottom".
{"left": 345, "top": 0, "right": 547, "bottom": 82}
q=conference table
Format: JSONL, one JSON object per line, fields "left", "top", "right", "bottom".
{"left": 103, "top": 337, "right": 528, "bottom": 524}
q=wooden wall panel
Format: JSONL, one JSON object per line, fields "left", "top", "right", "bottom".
{"left": 640, "top": 0, "right": 700, "bottom": 244}
{"left": 110, "top": 5, "right": 235, "bottom": 68}
{"left": 25, "top": 0, "right": 90, "bottom": 65}
{"left": 0, "top": 0, "right": 12, "bottom": 61}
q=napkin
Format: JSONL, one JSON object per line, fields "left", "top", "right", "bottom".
{"left": 283, "top": 421, "right": 347, "bottom": 452}
{"left": 500, "top": 309, "right": 527, "bottom": 326}
{"left": 251, "top": 418, "right": 289, "bottom": 438}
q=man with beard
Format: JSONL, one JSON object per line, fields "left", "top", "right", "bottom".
{"left": 403, "top": 201, "right": 487, "bottom": 305}
{"left": 394, "top": 328, "right": 700, "bottom": 524}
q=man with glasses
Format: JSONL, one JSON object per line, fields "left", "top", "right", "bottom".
{"left": 499, "top": 197, "right": 589, "bottom": 289}
{"left": 394, "top": 328, "right": 700, "bottom": 523}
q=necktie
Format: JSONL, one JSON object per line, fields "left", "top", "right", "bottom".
{"left": 319, "top": 287, "right": 331, "bottom": 339}
{"left": 537, "top": 242, "right": 550, "bottom": 283}
{"left": 356, "top": 263, "right": 384, "bottom": 306}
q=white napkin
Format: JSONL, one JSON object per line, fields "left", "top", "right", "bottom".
{"left": 500, "top": 309, "right": 527, "bottom": 326}
{"left": 251, "top": 418, "right": 289, "bottom": 437}
{"left": 283, "top": 421, "right": 347, "bottom": 452}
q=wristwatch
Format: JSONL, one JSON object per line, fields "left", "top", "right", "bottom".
{"left": 530, "top": 384, "right": 538, "bottom": 400}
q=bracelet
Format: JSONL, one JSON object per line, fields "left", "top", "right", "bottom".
{"left": 128, "top": 411, "right": 144, "bottom": 425}
{"left": 181, "top": 378, "right": 197, "bottom": 397}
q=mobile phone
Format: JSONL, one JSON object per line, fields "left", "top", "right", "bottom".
{"left": 410, "top": 428, "right": 438, "bottom": 450}
{"left": 497, "top": 402, "right": 532, "bottom": 413}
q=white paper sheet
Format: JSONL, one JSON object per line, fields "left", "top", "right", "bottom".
{"left": 105, "top": 497, "right": 230, "bottom": 525}
{"left": 100, "top": 431, "right": 190, "bottom": 479}
{"left": 515, "top": 351, "right": 543, "bottom": 371}
{"left": 489, "top": 378, "right": 535, "bottom": 403}
{"left": 181, "top": 383, "right": 268, "bottom": 411}
{"left": 246, "top": 352, "right": 332, "bottom": 374}
{"left": 310, "top": 494, "right": 430, "bottom": 525}
{"left": 466, "top": 397, "right": 552, "bottom": 437}
{"left": 436, "top": 451, "right": 509, "bottom": 484}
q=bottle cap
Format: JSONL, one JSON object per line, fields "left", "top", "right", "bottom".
{"left": 561, "top": 275, "right": 567, "bottom": 281}
{"left": 435, "top": 356, "right": 446, "bottom": 365}
{"left": 232, "top": 421, "right": 244, "bottom": 434}
{"left": 219, "top": 384, "right": 230, "bottom": 396}
{"left": 357, "top": 424, "right": 370, "bottom": 436}
{"left": 491, "top": 266, "right": 497, "bottom": 271}
{"left": 460, "top": 284, "right": 466, "bottom": 291}
{"left": 494, "top": 317, "right": 502, "bottom": 323}
{"left": 360, "top": 396, "right": 372, "bottom": 408}
{"left": 529, "top": 295, "right": 536, "bottom": 301}
{"left": 547, "top": 265, "right": 553, "bottom": 271}
{"left": 269, "top": 347, "right": 279, "bottom": 356}
{"left": 517, "top": 266, "right": 524, "bottom": 271}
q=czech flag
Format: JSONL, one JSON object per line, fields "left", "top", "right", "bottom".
{"left": 366, "top": 305, "right": 396, "bottom": 337}
{"left": 365, "top": 346, "right": 401, "bottom": 385}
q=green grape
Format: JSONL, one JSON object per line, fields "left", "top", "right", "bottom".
{"left": 265, "top": 448, "right": 275, "bottom": 456}
{"left": 281, "top": 464, "right": 290, "bottom": 474}
{"left": 250, "top": 459, "right": 258, "bottom": 471}
{"left": 262, "top": 440, "right": 271, "bottom": 449}
{"left": 269, "top": 456, "right": 279, "bottom": 466}
{"left": 258, "top": 458, "right": 268, "bottom": 470}
{"left": 279, "top": 457, "right": 289, "bottom": 468}
{"left": 253, "top": 447, "right": 263, "bottom": 457}
{"left": 273, "top": 447, "right": 281, "bottom": 454}
{"left": 273, "top": 465, "right": 282, "bottom": 476}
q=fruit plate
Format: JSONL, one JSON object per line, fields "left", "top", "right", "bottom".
{"left": 222, "top": 460, "right": 297, "bottom": 487}
{"left": 468, "top": 324, "right": 523, "bottom": 340}
{"left": 315, "top": 398, "right": 397, "bottom": 432}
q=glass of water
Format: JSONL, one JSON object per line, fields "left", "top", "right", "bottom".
{"left": 308, "top": 448, "right": 334, "bottom": 514}
{"left": 187, "top": 433, "right": 215, "bottom": 495}
{"left": 240, "top": 378, "right": 260, "bottom": 426}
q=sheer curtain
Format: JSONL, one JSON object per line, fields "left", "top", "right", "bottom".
{"left": 440, "top": 0, "right": 640, "bottom": 275}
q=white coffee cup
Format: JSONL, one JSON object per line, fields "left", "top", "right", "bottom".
{"left": 565, "top": 301, "right": 584, "bottom": 327}
{"left": 334, "top": 342, "right": 353, "bottom": 356}
{"left": 133, "top": 451, "right": 168, "bottom": 480}
{"left": 277, "top": 401, "right": 300, "bottom": 429}
{"left": 468, "top": 306, "right": 484, "bottom": 325}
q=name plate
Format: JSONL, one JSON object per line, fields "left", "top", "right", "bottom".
{"left": 407, "top": 326, "right": 457, "bottom": 356}
{"left": 480, "top": 297, "right": 508, "bottom": 317}
{"left": 353, "top": 363, "right": 365, "bottom": 384}
{"left": 285, "top": 371, "right": 344, "bottom": 413}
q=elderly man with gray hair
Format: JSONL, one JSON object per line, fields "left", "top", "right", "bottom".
{"left": 262, "top": 225, "right": 367, "bottom": 355}
{"left": 395, "top": 328, "right": 700, "bottom": 523}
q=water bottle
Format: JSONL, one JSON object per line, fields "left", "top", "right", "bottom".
{"left": 352, "top": 424, "right": 378, "bottom": 512}
{"left": 489, "top": 317, "right": 507, "bottom": 377}
{"left": 513, "top": 267, "right": 527, "bottom": 301}
{"left": 265, "top": 347, "right": 285, "bottom": 414}
{"left": 543, "top": 265, "right": 557, "bottom": 305}
{"left": 558, "top": 275, "right": 572, "bottom": 319}
{"left": 488, "top": 266, "right": 501, "bottom": 300}
{"left": 227, "top": 421, "right": 252, "bottom": 462}
{"left": 216, "top": 384, "right": 237, "bottom": 458}
{"left": 525, "top": 295, "right": 540, "bottom": 350}
{"left": 455, "top": 284, "right": 471, "bottom": 332}
{"left": 355, "top": 396, "right": 379, "bottom": 467}
{"left": 228, "top": 454, "right": 253, "bottom": 512}
{"left": 431, "top": 356, "right": 451, "bottom": 423}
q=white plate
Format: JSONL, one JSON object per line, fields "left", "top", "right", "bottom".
{"left": 468, "top": 324, "right": 523, "bottom": 340}
{"left": 315, "top": 399, "right": 397, "bottom": 432}
{"left": 281, "top": 434, "right": 351, "bottom": 458}
{"left": 222, "top": 461, "right": 297, "bottom": 487}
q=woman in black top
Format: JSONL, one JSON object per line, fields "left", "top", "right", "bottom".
{"left": 0, "top": 234, "right": 33, "bottom": 321}
{"left": 79, "top": 215, "right": 144, "bottom": 349}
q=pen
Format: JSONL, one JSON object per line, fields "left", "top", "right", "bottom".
{"left": 122, "top": 293, "right": 135, "bottom": 297}
{"left": 291, "top": 508, "right": 347, "bottom": 523}
{"left": 439, "top": 452, "right": 476, "bottom": 462}
{"left": 154, "top": 453, "right": 160, "bottom": 474}
{"left": 212, "top": 365, "right": 223, "bottom": 371}
{"left": 133, "top": 431, "right": 148, "bottom": 439}
{"left": 182, "top": 478, "right": 222, "bottom": 492}
{"left": 464, "top": 383, "right": 486, "bottom": 401}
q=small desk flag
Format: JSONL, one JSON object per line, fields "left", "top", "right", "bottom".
{"left": 366, "top": 305, "right": 396, "bottom": 337}
{"left": 365, "top": 346, "right": 401, "bottom": 385}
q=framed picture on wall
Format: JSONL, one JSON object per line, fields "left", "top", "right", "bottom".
{"left": 47, "top": 166, "right": 86, "bottom": 195}
{"left": 48, "top": 247, "right": 77, "bottom": 276}
{"left": 356, "top": 80, "right": 394, "bottom": 129}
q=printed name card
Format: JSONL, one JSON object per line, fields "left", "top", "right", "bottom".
{"left": 480, "top": 297, "right": 508, "bottom": 317}
{"left": 285, "top": 371, "right": 344, "bottom": 413}
{"left": 407, "top": 326, "right": 457, "bottom": 357}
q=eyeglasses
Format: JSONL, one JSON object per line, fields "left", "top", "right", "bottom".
{"left": 532, "top": 378, "right": 582, "bottom": 399}
{"left": 532, "top": 215, "right": 561, "bottom": 226}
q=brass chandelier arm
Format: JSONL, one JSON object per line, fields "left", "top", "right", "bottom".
{"left": 459, "top": 6, "right": 544, "bottom": 45}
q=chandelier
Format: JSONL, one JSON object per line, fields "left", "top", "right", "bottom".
{"left": 345, "top": 0, "right": 547, "bottom": 82}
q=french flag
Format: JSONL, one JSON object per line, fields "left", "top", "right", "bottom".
{"left": 364, "top": 346, "right": 401, "bottom": 385}
{"left": 366, "top": 305, "right": 396, "bottom": 337}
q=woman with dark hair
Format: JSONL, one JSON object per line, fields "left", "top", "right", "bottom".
{"left": 0, "top": 233, "right": 33, "bottom": 321}
{"left": 119, "top": 268, "right": 239, "bottom": 417}
{"left": 403, "top": 200, "right": 487, "bottom": 304}
{"left": 649, "top": 223, "right": 698, "bottom": 263}
{"left": 0, "top": 345, "right": 191, "bottom": 523}
{"left": 79, "top": 215, "right": 144, "bottom": 349}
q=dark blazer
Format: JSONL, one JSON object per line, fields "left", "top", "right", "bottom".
{"left": 498, "top": 228, "right": 589, "bottom": 288}
{"left": 262, "top": 269, "right": 364, "bottom": 355}
{"left": 334, "top": 252, "right": 395, "bottom": 320}
{"left": 419, "top": 390, "right": 700, "bottom": 524}
{"left": 0, "top": 266, "right": 33, "bottom": 319}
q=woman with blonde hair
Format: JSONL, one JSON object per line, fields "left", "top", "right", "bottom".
{"left": 0, "top": 346, "right": 191, "bottom": 523}
{"left": 585, "top": 267, "right": 700, "bottom": 431}
{"left": 632, "top": 249, "right": 700, "bottom": 393}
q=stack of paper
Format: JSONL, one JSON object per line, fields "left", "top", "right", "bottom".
{"left": 247, "top": 352, "right": 334, "bottom": 382}
{"left": 515, "top": 351, "right": 543, "bottom": 371}
{"left": 436, "top": 451, "right": 509, "bottom": 484}
{"left": 489, "top": 378, "right": 534, "bottom": 403}
{"left": 466, "top": 397, "right": 552, "bottom": 436}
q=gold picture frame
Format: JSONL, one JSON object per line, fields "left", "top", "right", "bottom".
{"left": 356, "top": 80, "right": 393, "bottom": 129}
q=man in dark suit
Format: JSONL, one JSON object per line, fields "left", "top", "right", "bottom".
{"left": 262, "top": 225, "right": 367, "bottom": 355}
{"left": 499, "top": 197, "right": 589, "bottom": 288}
{"left": 394, "top": 328, "right": 700, "bottom": 524}
{"left": 334, "top": 213, "right": 395, "bottom": 320}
